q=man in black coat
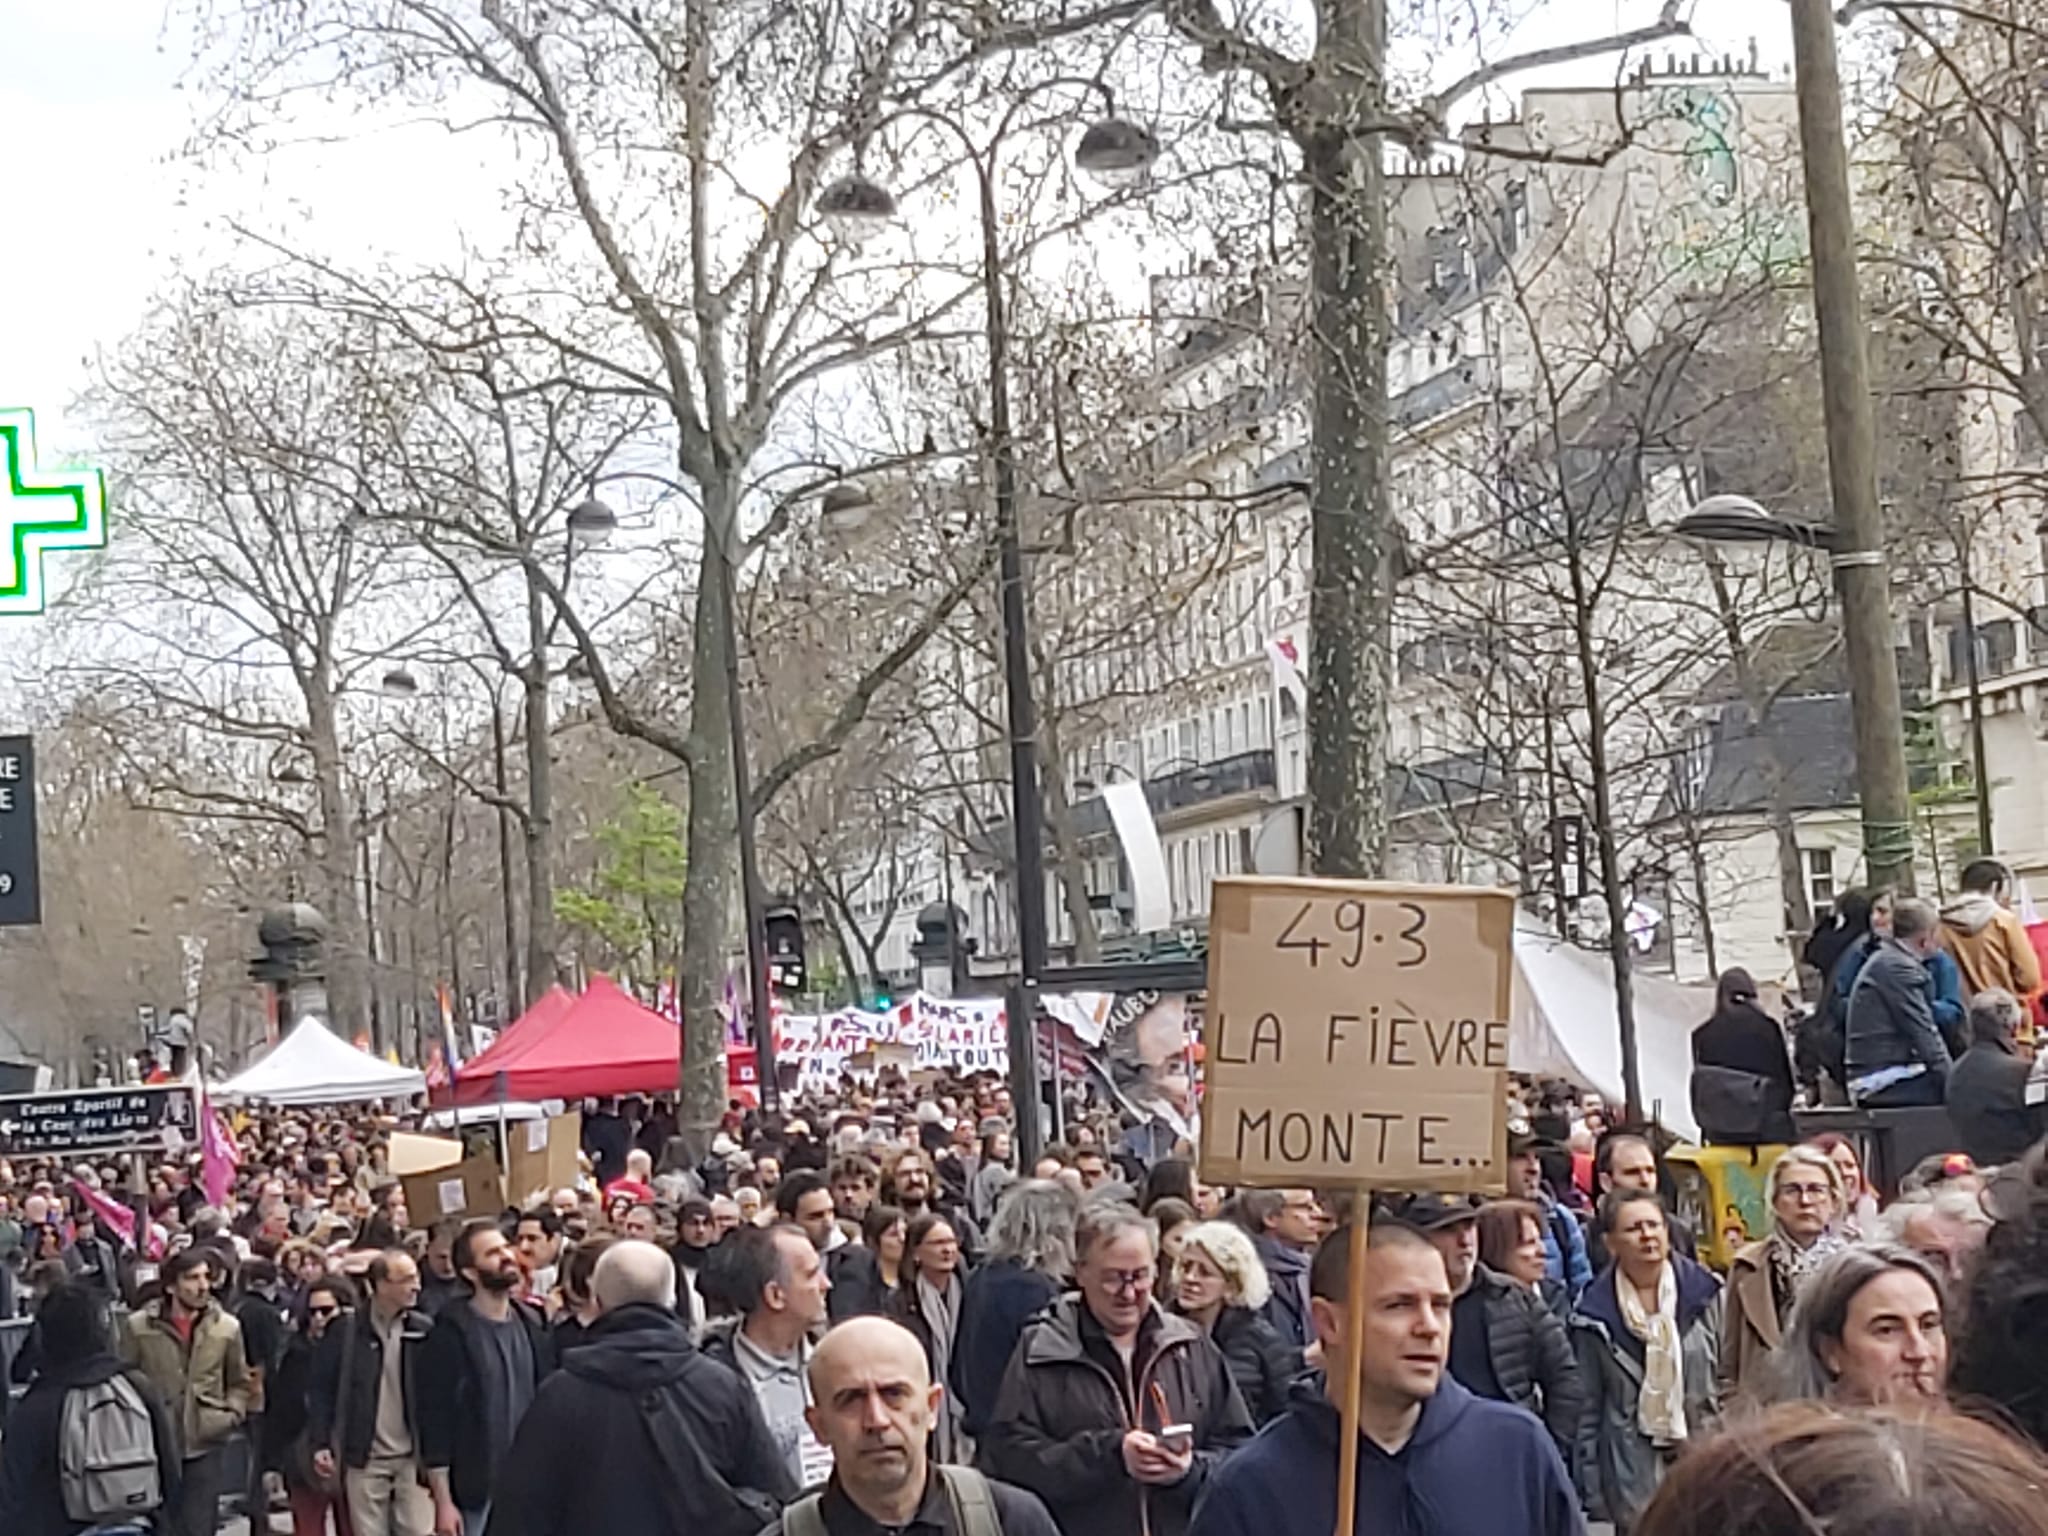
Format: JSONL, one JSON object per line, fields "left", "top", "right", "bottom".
{"left": 0, "top": 1282, "right": 182, "bottom": 1536}
{"left": 1404, "top": 1194, "right": 1583, "bottom": 1456}
{"left": 418, "top": 1218, "right": 553, "bottom": 1536}
{"left": 486, "top": 1241, "right": 794, "bottom": 1536}
{"left": 308, "top": 1248, "right": 434, "bottom": 1536}
{"left": 1948, "top": 988, "right": 2045, "bottom": 1167}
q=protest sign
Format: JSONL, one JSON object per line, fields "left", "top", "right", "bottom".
{"left": 1198, "top": 877, "right": 1512, "bottom": 1194}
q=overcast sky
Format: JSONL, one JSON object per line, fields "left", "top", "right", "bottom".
{"left": 0, "top": 1, "right": 1795, "bottom": 459}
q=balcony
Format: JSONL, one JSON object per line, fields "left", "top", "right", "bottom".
{"left": 1060, "top": 749, "right": 1281, "bottom": 842}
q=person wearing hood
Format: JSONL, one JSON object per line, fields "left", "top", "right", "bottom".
{"left": 0, "top": 1282, "right": 183, "bottom": 1536}
{"left": 1941, "top": 859, "right": 2042, "bottom": 1013}
{"left": 1186, "top": 1221, "right": 1581, "bottom": 1536}
{"left": 485, "top": 1241, "right": 794, "bottom": 1536}
{"left": 1691, "top": 969, "right": 1798, "bottom": 1146}
{"left": 1571, "top": 1190, "right": 1723, "bottom": 1532}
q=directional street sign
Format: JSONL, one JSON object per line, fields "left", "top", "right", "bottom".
{"left": 0, "top": 1084, "right": 199, "bottom": 1158}
{"left": 0, "top": 407, "right": 108, "bottom": 616}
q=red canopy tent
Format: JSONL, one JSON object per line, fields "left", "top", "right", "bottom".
{"left": 441, "top": 984, "right": 575, "bottom": 1099}
{"left": 447, "top": 976, "right": 680, "bottom": 1105}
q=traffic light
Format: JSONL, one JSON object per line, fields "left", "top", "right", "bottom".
{"left": 763, "top": 904, "right": 805, "bottom": 993}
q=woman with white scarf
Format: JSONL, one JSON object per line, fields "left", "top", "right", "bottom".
{"left": 895, "top": 1212, "right": 970, "bottom": 1462}
{"left": 1571, "top": 1189, "right": 1724, "bottom": 1533}
{"left": 1720, "top": 1146, "right": 1849, "bottom": 1405}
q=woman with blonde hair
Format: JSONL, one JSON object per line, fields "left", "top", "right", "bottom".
{"left": 1721, "top": 1145, "right": 1848, "bottom": 1403}
{"left": 1171, "top": 1219, "right": 1302, "bottom": 1423}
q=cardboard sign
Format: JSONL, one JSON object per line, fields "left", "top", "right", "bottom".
{"left": 506, "top": 1110, "right": 579, "bottom": 1204}
{"left": 400, "top": 1152, "right": 503, "bottom": 1223}
{"left": 1199, "top": 877, "right": 1512, "bottom": 1193}
{"left": 387, "top": 1131, "right": 465, "bottom": 1177}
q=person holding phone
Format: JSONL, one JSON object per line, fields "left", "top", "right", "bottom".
{"left": 981, "top": 1204, "right": 1252, "bottom": 1536}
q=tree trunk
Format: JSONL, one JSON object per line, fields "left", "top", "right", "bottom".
{"left": 1301, "top": 0, "right": 1394, "bottom": 880}
{"left": 675, "top": 477, "right": 743, "bottom": 1147}
{"left": 522, "top": 577, "right": 559, "bottom": 1004}
{"left": 489, "top": 694, "right": 524, "bottom": 1014}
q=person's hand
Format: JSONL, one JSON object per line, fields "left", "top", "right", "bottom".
{"left": 1122, "top": 1430, "right": 1193, "bottom": 1485}
{"left": 433, "top": 1496, "right": 462, "bottom": 1536}
{"left": 311, "top": 1449, "right": 336, "bottom": 1483}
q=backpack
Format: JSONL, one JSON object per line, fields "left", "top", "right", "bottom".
{"left": 59, "top": 1374, "right": 164, "bottom": 1523}
{"left": 782, "top": 1466, "right": 1002, "bottom": 1536}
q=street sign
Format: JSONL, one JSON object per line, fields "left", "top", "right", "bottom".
{"left": 1549, "top": 814, "right": 1588, "bottom": 904}
{"left": 1198, "top": 876, "right": 1512, "bottom": 1192}
{"left": 0, "top": 734, "right": 39, "bottom": 926}
{"left": 0, "top": 1083, "right": 199, "bottom": 1158}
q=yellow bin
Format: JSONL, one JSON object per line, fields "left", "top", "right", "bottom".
{"left": 1666, "top": 1143, "right": 1788, "bottom": 1272}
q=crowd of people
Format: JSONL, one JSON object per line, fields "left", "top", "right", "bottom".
{"left": 12, "top": 981, "right": 2048, "bottom": 1536}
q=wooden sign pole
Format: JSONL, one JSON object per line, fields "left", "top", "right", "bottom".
{"left": 1333, "top": 1201, "right": 1371, "bottom": 1536}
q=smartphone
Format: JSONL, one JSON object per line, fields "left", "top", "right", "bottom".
{"left": 1156, "top": 1423, "right": 1195, "bottom": 1454}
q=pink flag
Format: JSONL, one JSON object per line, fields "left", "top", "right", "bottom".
{"left": 199, "top": 1085, "right": 240, "bottom": 1210}
{"left": 70, "top": 1178, "right": 138, "bottom": 1249}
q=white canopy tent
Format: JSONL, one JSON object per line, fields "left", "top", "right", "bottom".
{"left": 1510, "top": 928, "right": 1718, "bottom": 1140}
{"left": 219, "top": 1021, "right": 425, "bottom": 1106}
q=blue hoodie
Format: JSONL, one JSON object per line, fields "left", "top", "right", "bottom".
{"left": 1187, "top": 1372, "right": 1584, "bottom": 1536}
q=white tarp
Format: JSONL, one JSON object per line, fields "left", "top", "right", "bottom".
{"left": 1510, "top": 928, "right": 1717, "bottom": 1140}
{"left": 219, "top": 1021, "right": 426, "bottom": 1106}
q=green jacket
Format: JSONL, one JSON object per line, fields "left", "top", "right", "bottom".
{"left": 121, "top": 1299, "right": 252, "bottom": 1454}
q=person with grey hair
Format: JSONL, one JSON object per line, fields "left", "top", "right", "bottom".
{"left": 1880, "top": 1186, "right": 1993, "bottom": 1287}
{"left": 1847, "top": 895, "right": 1956, "bottom": 1108}
{"left": 1948, "top": 986, "right": 2045, "bottom": 1167}
{"left": 1721, "top": 1147, "right": 1848, "bottom": 1406}
{"left": 952, "top": 1179, "right": 1077, "bottom": 1440}
{"left": 983, "top": 1203, "right": 1252, "bottom": 1536}
{"left": 1769, "top": 1244, "right": 1949, "bottom": 1407}
{"left": 486, "top": 1239, "right": 793, "bottom": 1536}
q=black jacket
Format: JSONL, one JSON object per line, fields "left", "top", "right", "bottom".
{"left": 485, "top": 1303, "right": 795, "bottom": 1536}
{"left": 0, "top": 1351, "right": 183, "bottom": 1536}
{"left": 416, "top": 1293, "right": 554, "bottom": 1511}
{"left": 1948, "top": 1040, "right": 2044, "bottom": 1167}
{"left": 308, "top": 1304, "right": 432, "bottom": 1470}
{"left": 1692, "top": 1002, "right": 1798, "bottom": 1145}
{"left": 952, "top": 1259, "right": 1060, "bottom": 1438}
{"left": 1253, "top": 1237, "right": 1311, "bottom": 1351}
{"left": 262, "top": 1328, "right": 321, "bottom": 1481}
{"left": 1205, "top": 1304, "right": 1301, "bottom": 1426}
{"left": 979, "top": 1296, "right": 1254, "bottom": 1536}
{"left": 1446, "top": 1267, "right": 1584, "bottom": 1455}
{"left": 824, "top": 1245, "right": 895, "bottom": 1322}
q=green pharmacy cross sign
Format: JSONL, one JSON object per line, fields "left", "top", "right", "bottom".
{"left": 0, "top": 408, "right": 107, "bottom": 616}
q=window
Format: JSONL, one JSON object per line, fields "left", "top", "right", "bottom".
{"left": 1803, "top": 849, "right": 1837, "bottom": 923}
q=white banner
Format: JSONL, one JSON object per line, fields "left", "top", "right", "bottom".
{"left": 775, "top": 993, "right": 1011, "bottom": 1089}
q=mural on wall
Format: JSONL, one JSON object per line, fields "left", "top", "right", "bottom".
{"left": 1651, "top": 82, "right": 1804, "bottom": 284}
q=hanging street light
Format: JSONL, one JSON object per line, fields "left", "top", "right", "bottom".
{"left": 379, "top": 667, "right": 420, "bottom": 699}
{"left": 819, "top": 481, "right": 876, "bottom": 535}
{"left": 566, "top": 496, "right": 620, "bottom": 549}
{"left": 816, "top": 175, "right": 899, "bottom": 242}
{"left": 1073, "top": 117, "right": 1162, "bottom": 188}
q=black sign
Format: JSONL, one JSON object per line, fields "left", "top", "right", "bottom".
{"left": 0, "top": 734, "right": 38, "bottom": 926}
{"left": 1549, "top": 814, "right": 1587, "bottom": 904}
{"left": 0, "top": 1085, "right": 198, "bottom": 1158}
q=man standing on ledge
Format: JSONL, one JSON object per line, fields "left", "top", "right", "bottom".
{"left": 1187, "top": 1220, "right": 1582, "bottom": 1536}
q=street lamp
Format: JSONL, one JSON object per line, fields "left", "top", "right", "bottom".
{"left": 566, "top": 497, "right": 619, "bottom": 549}
{"left": 1674, "top": 492, "right": 1919, "bottom": 889}
{"left": 1073, "top": 119, "right": 1163, "bottom": 189}
{"left": 379, "top": 667, "right": 420, "bottom": 700}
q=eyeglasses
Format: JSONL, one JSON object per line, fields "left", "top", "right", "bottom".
{"left": 1780, "top": 1182, "right": 1834, "bottom": 1203}
{"left": 306, "top": 1305, "right": 340, "bottom": 1318}
{"left": 1098, "top": 1267, "right": 1155, "bottom": 1296}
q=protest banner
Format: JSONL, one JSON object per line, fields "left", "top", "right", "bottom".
{"left": 1198, "top": 876, "right": 1513, "bottom": 1536}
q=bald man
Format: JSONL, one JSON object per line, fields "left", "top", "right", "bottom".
{"left": 485, "top": 1241, "right": 793, "bottom": 1536}
{"left": 765, "top": 1316, "right": 1057, "bottom": 1536}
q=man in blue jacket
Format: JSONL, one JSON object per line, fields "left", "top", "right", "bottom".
{"left": 1187, "top": 1219, "right": 1583, "bottom": 1536}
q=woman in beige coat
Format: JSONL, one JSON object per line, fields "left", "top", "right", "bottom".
{"left": 1720, "top": 1146, "right": 1848, "bottom": 1404}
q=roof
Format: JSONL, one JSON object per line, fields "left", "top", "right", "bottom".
{"left": 1664, "top": 693, "right": 1859, "bottom": 820}
{"left": 219, "top": 1021, "right": 426, "bottom": 1106}
{"left": 448, "top": 975, "right": 679, "bottom": 1105}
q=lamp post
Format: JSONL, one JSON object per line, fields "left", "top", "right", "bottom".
{"left": 816, "top": 91, "right": 1159, "bottom": 1163}
{"left": 1673, "top": 493, "right": 1917, "bottom": 890}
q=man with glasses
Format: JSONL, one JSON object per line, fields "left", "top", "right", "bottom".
{"left": 1238, "top": 1189, "right": 1321, "bottom": 1350}
{"left": 983, "top": 1203, "right": 1251, "bottom": 1536}
{"left": 309, "top": 1248, "right": 434, "bottom": 1536}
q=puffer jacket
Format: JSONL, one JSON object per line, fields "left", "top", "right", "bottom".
{"left": 1570, "top": 1260, "right": 1723, "bottom": 1533}
{"left": 1460, "top": 1266, "right": 1585, "bottom": 1455}
{"left": 980, "top": 1296, "right": 1254, "bottom": 1536}
{"left": 1207, "top": 1303, "right": 1301, "bottom": 1426}
{"left": 121, "top": 1298, "right": 252, "bottom": 1454}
